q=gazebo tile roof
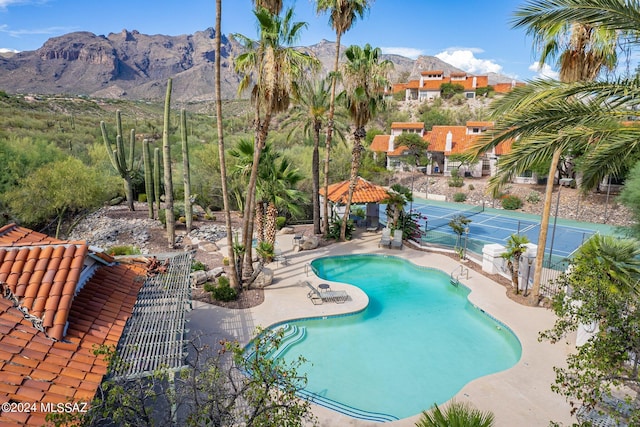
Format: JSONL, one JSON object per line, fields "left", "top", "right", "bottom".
{"left": 320, "top": 177, "right": 389, "bottom": 204}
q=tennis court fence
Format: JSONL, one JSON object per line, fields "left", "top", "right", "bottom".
{"left": 425, "top": 202, "right": 485, "bottom": 232}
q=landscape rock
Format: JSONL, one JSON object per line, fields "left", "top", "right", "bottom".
{"left": 301, "top": 235, "right": 320, "bottom": 250}
{"left": 279, "top": 226, "right": 295, "bottom": 235}
{"left": 254, "top": 267, "right": 273, "bottom": 288}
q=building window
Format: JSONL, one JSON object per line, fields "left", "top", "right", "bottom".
{"left": 482, "top": 158, "right": 491, "bottom": 171}
{"left": 518, "top": 170, "right": 533, "bottom": 178}
{"left": 447, "top": 161, "right": 461, "bottom": 171}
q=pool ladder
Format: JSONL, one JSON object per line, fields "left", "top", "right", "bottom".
{"left": 450, "top": 265, "right": 469, "bottom": 287}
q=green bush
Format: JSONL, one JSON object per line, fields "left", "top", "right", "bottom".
{"left": 203, "top": 282, "right": 216, "bottom": 292}
{"left": 211, "top": 277, "right": 237, "bottom": 302}
{"left": 192, "top": 260, "right": 207, "bottom": 272}
{"left": 327, "top": 218, "right": 354, "bottom": 240}
{"left": 468, "top": 184, "right": 475, "bottom": 191}
{"left": 525, "top": 191, "right": 541, "bottom": 204}
{"left": 452, "top": 192, "right": 467, "bottom": 202}
{"left": 276, "top": 216, "right": 286, "bottom": 229}
{"left": 138, "top": 193, "right": 148, "bottom": 203}
{"left": 158, "top": 207, "right": 180, "bottom": 226}
{"left": 448, "top": 168, "right": 464, "bottom": 187}
{"left": 501, "top": 195, "right": 523, "bottom": 210}
{"left": 107, "top": 245, "right": 141, "bottom": 256}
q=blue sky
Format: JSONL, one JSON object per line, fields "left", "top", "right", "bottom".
{"left": 0, "top": 0, "right": 557, "bottom": 80}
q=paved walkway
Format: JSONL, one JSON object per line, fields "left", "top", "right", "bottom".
{"left": 188, "top": 228, "right": 576, "bottom": 427}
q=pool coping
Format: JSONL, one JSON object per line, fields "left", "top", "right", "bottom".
{"left": 190, "top": 229, "right": 577, "bottom": 427}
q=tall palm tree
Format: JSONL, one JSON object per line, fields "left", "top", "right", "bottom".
{"left": 215, "top": 0, "right": 240, "bottom": 288}
{"left": 315, "top": 0, "right": 374, "bottom": 234}
{"left": 416, "top": 401, "right": 495, "bottom": 427}
{"left": 234, "top": 7, "right": 319, "bottom": 281}
{"left": 339, "top": 43, "right": 392, "bottom": 240}
{"left": 471, "top": 0, "right": 619, "bottom": 305}
{"left": 381, "top": 183, "right": 412, "bottom": 230}
{"left": 253, "top": 0, "right": 282, "bottom": 14}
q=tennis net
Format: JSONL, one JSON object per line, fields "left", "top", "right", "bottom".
{"left": 424, "top": 202, "right": 485, "bottom": 231}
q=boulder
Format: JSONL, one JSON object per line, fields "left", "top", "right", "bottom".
{"left": 254, "top": 267, "right": 273, "bottom": 288}
{"left": 279, "top": 226, "right": 295, "bottom": 235}
{"left": 300, "top": 235, "right": 319, "bottom": 250}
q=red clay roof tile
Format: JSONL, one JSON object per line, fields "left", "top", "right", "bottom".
{"left": 319, "top": 177, "right": 389, "bottom": 204}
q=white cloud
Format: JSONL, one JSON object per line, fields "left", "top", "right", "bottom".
{"left": 0, "top": 24, "right": 75, "bottom": 37}
{"left": 529, "top": 61, "right": 559, "bottom": 80}
{"left": 435, "top": 48, "right": 503, "bottom": 75}
{"left": 0, "top": 0, "right": 45, "bottom": 10}
{"left": 380, "top": 47, "right": 424, "bottom": 59}
{"left": 0, "top": 47, "right": 18, "bottom": 53}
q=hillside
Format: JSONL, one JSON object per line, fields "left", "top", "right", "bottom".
{"left": 0, "top": 29, "right": 515, "bottom": 102}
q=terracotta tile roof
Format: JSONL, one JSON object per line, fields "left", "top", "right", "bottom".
{"left": 420, "top": 70, "right": 443, "bottom": 75}
{"left": 493, "top": 82, "right": 526, "bottom": 93}
{"left": 0, "top": 224, "right": 149, "bottom": 426}
{"left": 426, "top": 126, "right": 467, "bottom": 153}
{"left": 390, "top": 122, "right": 424, "bottom": 130}
{"left": 420, "top": 78, "right": 450, "bottom": 90}
{"left": 495, "top": 139, "right": 514, "bottom": 155}
{"left": 320, "top": 177, "right": 389, "bottom": 204}
{"left": 450, "top": 72, "right": 467, "bottom": 77}
{"left": 370, "top": 135, "right": 390, "bottom": 152}
{"left": 405, "top": 80, "right": 420, "bottom": 89}
{"left": 392, "top": 83, "right": 407, "bottom": 93}
{"left": 466, "top": 121, "right": 494, "bottom": 128}
{"left": 0, "top": 224, "right": 63, "bottom": 246}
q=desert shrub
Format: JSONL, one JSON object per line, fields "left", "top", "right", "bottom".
{"left": 448, "top": 168, "right": 464, "bottom": 187}
{"left": 468, "top": 184, "right": 475, "bottom": 191}
{"left": 203, "top": 282, "right": 216, "bottom": 292}
{"left": 501, "top": 195, "right": 523, "bottom": 210}
{"left": 452, "top": 192, "right": 467, "bottom": 202}
{"left": 327, "top": 218, "right": 354, "bottom": 240}
{"left": 158, "top": 207, "right": 180, "bottom": 226}
{"left": 107, "top": 245, "right": 141, "bottom": 256}
{"left": 211, "top": 277, "right": 237, "bottom": 302}
{"left": 525, "top": 191, "right": 541, "bottom": 204}
{"left": 276, "top": 216, "right": 286, "bottom": 229}
{"left": 138, "top": 193, "right": 148, "bottom": 203}
{"left": 191, "top": 260, "right": 207, "bottom": 272}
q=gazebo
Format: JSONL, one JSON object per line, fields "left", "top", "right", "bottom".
{"left": 319, "top": 176, "right": 389, "bottom": 230}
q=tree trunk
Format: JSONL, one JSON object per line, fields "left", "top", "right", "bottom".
{"left": 339, "top": 136, "right": 363, "bottom": 241}
{"left": 512, "top": 257, "right": 520, "bottom": 294}
{"left": 163, "top": 78, "right": 175, "bottom": 249}
{"left": 531, "top": 148, "right": 562, "bottom": 305}
{"left": 255, "top": 202, "right": 265, "bottom": 243}
{"left": 265, "top": 202, "right": 278, "bottom": 246}
{"left": 215, "top": 0, "right": 239, "bottom": 289}
{"left": 312, "top": 122, "right": 321, "bottom": 235}
{"left": 323, "top": 31, "right": 342, "bottom": 235}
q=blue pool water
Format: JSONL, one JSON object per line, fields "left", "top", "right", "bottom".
{"left": 264, "top": 255, "right": 521, "bottom": 420}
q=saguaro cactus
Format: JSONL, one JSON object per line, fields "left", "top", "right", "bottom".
{"left": 153, "top": 147, "right": 161, "bottom": 220}
{"left": 180, "top": 108, "right": 193, "bottom": 232}
{"left": 163, "top": 79, "right": 175, "bottom": 248}
{"left": 142, "top": 139, "right": 154, "bottom": 219}
{"left": 101, "top": 110, "right": 136, "bottom": 211}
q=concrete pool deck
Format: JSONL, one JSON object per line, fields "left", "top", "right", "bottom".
{"left": 188, "top": 228, "right": 576, "bottom": 427}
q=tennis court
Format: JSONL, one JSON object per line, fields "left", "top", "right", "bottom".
{"left": 381, "top": 198, "right": 603, "bottom": 260}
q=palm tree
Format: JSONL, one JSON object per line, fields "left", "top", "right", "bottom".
{"left": 315, "top": 0, "right": 374, "bottom": 235}
{"left": 382, "top": 183, "right": 412, "bottom": 230}
{"left": 339, "top": 43, "right": 392, "bottom": 240}
{"left": 416, "top": 401, "right": 495, "bottom": 427}
{"left": 233, "top": 7, "right": 319, "bottom": 281}
{"left": 214, "top": 0, "right": 240, "bottom": 289}
{"left": 253, "top": 0, "right": 282, "bottom": 14}
{"left": 577, "top": 234, "right": 640, "bottom": 295}
{"left": 502, "top": 234, "right": 531, "bottom": 295}
{"left": 282, "top": 78, "right": 347, "bottom": 235}
{"left": 470, "top": 0, "right": 619, "bottom": 305}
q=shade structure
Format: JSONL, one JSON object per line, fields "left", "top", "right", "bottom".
{"left": 319, "top": 176, "right": 389, "bottom": 204}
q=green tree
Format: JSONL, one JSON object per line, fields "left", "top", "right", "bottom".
{"left": 316, "top": 0, "right": 374, "bottom": 235}
{"left": 382, "top": 183, "right": 412, "bottom": 230}
{"left": 339, "top": 43, "right": 393, "bottom": 241}
{"left": 234, "top": 7, "right": 319, "bottom": 281}
{"left": 448, "top": 214, "right": 471, "bottom": 254}
{"left": 618, "top": 161, "right": 640, "bottom": 239}
{"left": 3, "top": 158, "right": 114, "bottom": 238}
{"left": 416, "top": 401, "right": 495, "bottom": 427}
{"left": 282, "top": 78, "right": 346, "bottom": 235}
{"left": 440, "top": 82, "right": 465, "bottom": 99}
{"left": 394, "top": 132, "right": 429, "bottom": 167}
{"left": 501, "top": 234, "right": 531, "bottom": 294}
{"left": 469, "top": 0, "right": 620, "bottom": 305}
{"left": 540, "top": 235, "right": 640, "bottom": 424}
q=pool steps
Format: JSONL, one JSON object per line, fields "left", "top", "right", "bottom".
{"left": 297, "top": 389, "right": 399, "bottom": 422}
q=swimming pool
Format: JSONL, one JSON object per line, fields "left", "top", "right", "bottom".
{"left": 261, "top": 255, "right": 521, "bottom": 421}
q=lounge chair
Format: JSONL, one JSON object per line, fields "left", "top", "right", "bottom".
{"left": 378, "top": 227, "right": 391, "bottom": 248}
{"left": 366, "top": 217, "right": 379, "bottom": 232}
{"left": 391, "top": 232, "right": 403, "bottom": 249}
{"left": 300, "top": 280, "right": 348, "bottom": 304}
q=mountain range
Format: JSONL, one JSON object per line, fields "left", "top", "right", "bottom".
{"left": 0, "top": 29, "right": 516, "bottom": 103}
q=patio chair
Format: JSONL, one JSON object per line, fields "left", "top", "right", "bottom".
{"left": 300, "top": 281, "right": 348, "bottom": 304}
{"left": 378, "top": 227, "right": 391, "bottom": 248}
{"left": 366, "top": 217, "right": 379, "bottom": 232}
{"left": 391, "top": 232, "right": 403, "bottom": 249}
